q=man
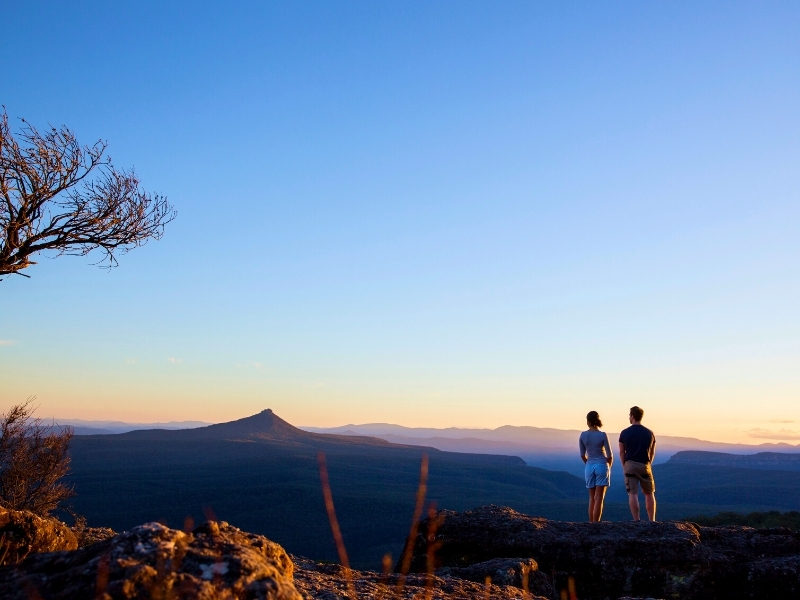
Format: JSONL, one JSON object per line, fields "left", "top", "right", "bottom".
{"left": 618, "top": 406, "right": 656, "bottom": 521}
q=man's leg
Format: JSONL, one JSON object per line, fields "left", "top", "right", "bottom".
{"left": 628, "top": 493, "right": 640, "bottom": 521}
{"left": 644, "top": 492, "right": 656, "bottom": 522}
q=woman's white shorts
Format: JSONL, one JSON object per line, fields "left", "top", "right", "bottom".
{"left": 585, "top": 461, "right": 610, "bottom": 488}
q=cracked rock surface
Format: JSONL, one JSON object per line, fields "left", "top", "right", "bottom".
{"left": 291, "top": 555, "right": 549, "bottom": 599}
{"left": 405, "top": 505, "right": 800, "bottom": 599}
{"left": 0, "top": 507, "right": 77, "bottom": 566}
{"left": 0, "top": 520, "right": 302, "bottom": 599}
{"left": 2, "top": 506, "right": 800, "bottom": 599}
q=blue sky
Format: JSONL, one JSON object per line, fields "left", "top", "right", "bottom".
{"left": 1, "top": 1, "right": 798, "bottom": 442}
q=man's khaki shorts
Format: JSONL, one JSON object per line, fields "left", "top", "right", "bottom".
{"left": 624, "top": 460, "right": 655, "bottom": 494}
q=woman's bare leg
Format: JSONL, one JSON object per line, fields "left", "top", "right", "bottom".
{"left": 588, "top": 488, "right": 596, "bottom": 522}
{"left": 593, "top": 486, "right": 608, "bottom": 522}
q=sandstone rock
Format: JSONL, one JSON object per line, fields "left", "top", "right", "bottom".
{"left": 405, "top": 505, "right": 800, "bottom": 600}
{"left": 0, "top": 507, "right": 77, "bottom": 565}
{"left": 70, "top": 520, "right": 117, "bottom": 548}
{"left": 0, "top": 520, "right": 302, "bottom": 599}
{"left": 73, "top": 524, "right": 117, "bottom": 547}
{"left": 436, "top": 557, "right": 553, "bottom": 596}
{"left": 292, "top": 555, "right": 550, "bottom": 599}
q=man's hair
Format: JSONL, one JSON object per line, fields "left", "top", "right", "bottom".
{"left": 630, "top": 406, "right": 644, "bottom": 421}
{"left": 586, "top": 411, "right": 603, "bottom": 428}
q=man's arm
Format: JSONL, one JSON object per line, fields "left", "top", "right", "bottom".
{"left": 619, "top": 442, "right": 626, "bottom": 466}
{"left": 649, "top": 438, "right": 656, "bottom": 463}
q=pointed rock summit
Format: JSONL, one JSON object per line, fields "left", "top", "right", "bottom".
{"left": 115, "top": 409, "right": 399, "bottom": 448}
{"left": 117, "top": 408, "right": 312, "bottom": 442}
{"left": 192, "top": 408, "right": 310, "bottom": 440}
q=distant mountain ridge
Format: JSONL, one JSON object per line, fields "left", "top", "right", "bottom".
{"left": 669, "top": 450, "right": 800, "bottom": 472}
{"left": 65, "top": 416, "right": 800, "bottom": 456}
{"left": 303, "top": 423, "right": 800, "bottom": 458}
{"left": 107, "top": 409, "right": 408, "bottom": 450}
{"left": 53, "top": 418, "right": 211, "bottom": 435}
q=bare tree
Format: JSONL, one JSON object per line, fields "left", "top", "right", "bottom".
{"left": 0, "top": 108, "right": 175, "bottom": 279}
{"left": 0, "top": 399, "right": 74, "bottom": 515}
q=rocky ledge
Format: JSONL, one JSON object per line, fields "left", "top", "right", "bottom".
{"left": 0, "top": 519, "right": 302, "bottom": 599}
{"left": 1, "top": 505, "right": 799, "bottom": 599}
{"left": 0, "top": 514, "right": 544, "bottom": 600}
{"left": 0, "top": 507, "right": 77, "bottom": 566}
{"left": 405, "top": 505, "right": 800, "bottom": 599}
{"left": 292, "top": 555, "right": 549, "bottom": 599}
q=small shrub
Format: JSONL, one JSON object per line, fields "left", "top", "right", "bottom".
{"left": 0, "top": 398, "right": 75, "bottom": 515}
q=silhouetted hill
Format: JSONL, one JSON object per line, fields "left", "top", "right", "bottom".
{"left": 668, "top": 450, "right": 800, "bottom": 472}
{"left": 54, "top": 418, "right": 211, "bottom": 434}
{"left": 111, "top": 408, "right": 323, "bottom": 440}
{"left": 604, "top": 461, "right": 800, "bottom": 512}
{"left": 688, "top": 509, "right": 800, "bottom": 530}
{"left": 108, "top": 409, "right": 535, "bottom": 466}
{"left": 305, "top": 423, "right": 800, "bottom": 477}
{"left": 63, "top": 426, "right": 117, "bottom": 435}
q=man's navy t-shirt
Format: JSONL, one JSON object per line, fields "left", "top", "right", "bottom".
{"left": 619, "top": 424, "right": 656, "bottom": 464}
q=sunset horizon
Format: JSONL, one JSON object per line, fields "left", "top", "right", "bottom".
{"left": 3, "top": 2, "right": 799, "bottom": 449}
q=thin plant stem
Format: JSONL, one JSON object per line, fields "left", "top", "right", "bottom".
{"left": 396, "top": 453, "right": 429, "bottom": 593}
{"left": 424, "top": 502, "right": 443, "bottom": 600}
{"left": 318, "top": 452, "right": 357, "bottom": 599}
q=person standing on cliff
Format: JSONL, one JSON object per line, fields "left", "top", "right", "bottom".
{"left": 579, "top": 411, "right": 613, "bottom": 522}
{"left": 619, "top": 406, "right": 657, "bottom": 521}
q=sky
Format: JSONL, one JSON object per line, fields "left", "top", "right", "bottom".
{"left": 1, "top": 1, "right": 798, "bottom": 443}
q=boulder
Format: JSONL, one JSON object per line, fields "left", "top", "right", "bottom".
{"left": 436, "top": 557, "right": 553, "bottom": 596}
{"left": 73, "top": 524, "right": 117, "bottom": 548}
{"left": 0, "top": 507, "right": 77, "bottom": 565}
{"left": 404, "top": 505, "right": 800, "bottom": 600}
{"left": 0, "top": 520, "right": 302, "bottom": 599}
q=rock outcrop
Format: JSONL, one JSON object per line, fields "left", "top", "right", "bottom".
{"left": 0, "top": 516, "right": 548, "bottom": 600}
{"left": 73, "top": 524, "right": 117, "bottom": 548}
{"left": 0, "top": 520, "right": 302, "bottom": 599}
{"left": 0, "top": 507, "right": 77, "bottom": 566}
{"left": 292, "top": 555, "right": 549, "bottom": 599}
{"left": 3, "top": 506, "right": 800, "bottom": 599}
{"left": 405, "top": 505, "right": 800, "bottom": 599}
{"left": 436, "top": 557, "right": 553, "bottom": 596}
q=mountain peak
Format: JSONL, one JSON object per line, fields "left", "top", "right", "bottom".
{"left": 114, "top": 409, "right": 404, "bottom": 450}
{"left": 195, "top": 409, "right": 306, "bottom": 440}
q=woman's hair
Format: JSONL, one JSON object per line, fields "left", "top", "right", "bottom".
{"left": 586, "top": 411, "right": 602, "bottom": 428}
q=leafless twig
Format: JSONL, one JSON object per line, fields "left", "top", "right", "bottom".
{"left": 318, "top": 452, "right": 357, "bottom": 599}
{"left": 0, "top": 108, "right": 175, "bottom": 279}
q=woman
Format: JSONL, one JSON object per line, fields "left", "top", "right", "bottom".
{"left": 579, "top": 411, "right": 613, "bottom": 522}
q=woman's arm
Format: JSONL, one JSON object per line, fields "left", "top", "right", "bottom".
{"left": 579, "top": 436, "right": 587, "bottom": 464}
{"left": 604, "top": 433, "right": 613, "bottom": 465}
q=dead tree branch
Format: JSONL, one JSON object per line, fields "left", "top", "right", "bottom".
{"left": 0, "top": 108, "right": 175, "bottom": 279}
